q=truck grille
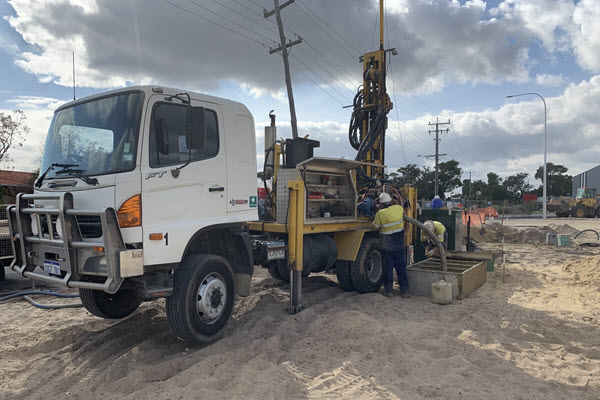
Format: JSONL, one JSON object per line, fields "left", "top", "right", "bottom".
{"left": 76, "top": 215, "right": 103, "bottom": 238}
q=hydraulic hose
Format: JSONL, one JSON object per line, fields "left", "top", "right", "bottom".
{"left": 402, "top": 215, "right": 447, "bottom": 271}
{"left": 0, "top": 290, "right": 83, "bottom": 309}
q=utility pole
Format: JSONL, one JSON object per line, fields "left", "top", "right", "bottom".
{"left": 265, "top": 0, "right": 301, "bottom": 139}
{"left": 427, "top": 118, "right": 450, "bottom": 197}
{"left": 468, "top": 170, "right": 473, "bottom": 199}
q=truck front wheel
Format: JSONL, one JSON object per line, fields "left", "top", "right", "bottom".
{"left": 79, "top": 288, "right": 141, "bottom": 319}
{"left": 349, "top": 237, "right": 384, "bottom": 293}
{"left": 166, "top": 254, "right": 235, "bottom": 343}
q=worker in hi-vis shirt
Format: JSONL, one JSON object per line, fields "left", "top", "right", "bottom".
{"left": 422, "top": 220, "right": 448, "bottom": 254}
{"left": 372, "top": 193, "right": 409, "bottom": 298}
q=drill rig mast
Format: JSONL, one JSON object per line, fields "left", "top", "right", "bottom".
{"left": 349, "top": 0, "right": 396, "bottom": 186}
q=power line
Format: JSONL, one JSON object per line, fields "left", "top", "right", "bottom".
{"left": 294, "top": 1, "right": 358, "bottom": 61}
{"left": 247, "top": 0, "right": 266, "bottom": 9}
{"left": 182, "top": 0, "right": 277, "bottom": 44}
{"left": 158, "top": 0, "right": 271, "bottom": 48}
{"left": 231, "top": 0, "right": 265, "bottom": 18}
{"left": 296, "top": 46, "right": 355, "bottom": 96}
{"left": 303, "top": 39, "right": 361, "bottom": 88}
{"left": 208, "top": 0, "right": 280, "bottom": 37}
{"left": 290, "top": 53, "right": 352, "bottom": 104}
{"left": 296, "top": 0, "right": 361, "bottom": 54}
{"left": 288, "top": 59, "right": 346, "bottom": 107}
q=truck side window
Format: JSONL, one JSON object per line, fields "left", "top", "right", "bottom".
{"left": 149, "top": 102, "right": 219, "bottom": 168}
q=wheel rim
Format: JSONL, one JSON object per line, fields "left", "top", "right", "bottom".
{"left": 196, "top": 272, "right": 227, "bottom": 324}
{"left": 366, "top": 250, "right": 383, "bottom": 282}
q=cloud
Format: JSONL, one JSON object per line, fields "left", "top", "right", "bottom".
{"left": 0, "top": 96, "right": 62, "bottom": 171}
{"left": 492, "top": 0, "right": 600, "bottom": 72}
{"left": 4, "top": 0, "right": 539, "bottom": 95}
{"left": 535, "top": 73, "right": 566, "bottom": 87}
{"left": 570, "top": 0, "right": 600, "bottom": 72}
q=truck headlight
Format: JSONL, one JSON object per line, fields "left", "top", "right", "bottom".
{"left": 31, "top": 215, "right": 39, "bottom": 236}
{"left": 56, "top": 217, "right": 63, "bottom": 237}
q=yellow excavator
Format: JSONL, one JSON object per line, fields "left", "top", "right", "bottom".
{"left": 569, "top": 188, "right": 600, "bottom": 218}
{"left": 550, "top": 188, "right": 600, "bottom": 218}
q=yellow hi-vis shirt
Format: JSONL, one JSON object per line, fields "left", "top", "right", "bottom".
{"left": 421, "top": 221, "right": 446, "bottom": 242}
{"left": 373, "top": 205, "right": 404, "bottom": 235}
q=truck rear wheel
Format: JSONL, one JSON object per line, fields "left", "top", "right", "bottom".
{"left": 267, "top": 265, "right": 284, "bottom": 280}
{"left": 349, "top": 237, "right": 383, "bottom": 293}
{"left": 335, "top": 260, "right": 354, "bottom": 291}
{"left": 79, "top": 288, "right": 141, "bottom": 319}
{"left": 166, "top": 254, "right": 235, "bottom": 343}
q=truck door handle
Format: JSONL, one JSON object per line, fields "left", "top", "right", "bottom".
{"left": 209, "top": 186, "right": 225, "bottom": 192}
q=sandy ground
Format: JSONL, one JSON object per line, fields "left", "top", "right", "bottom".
{"left": 1, "top": 222, "right": 600, "bottom": 399}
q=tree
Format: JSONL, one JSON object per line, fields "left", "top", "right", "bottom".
{"left": 390, "top": 160, "right": 462, "bottom": 200}
{"left": 502, "top": 172, "right": 532, "bottom": 202}
{"left": 535, "top": 163, "right": 572, "bottom": 196}
{"left": 0, "top": 110, "right": 28, "bottom": 165}
{"left": 487, "top": 172, "right": 502, "bottom": 187}
{"left": 437, "top": 160, "right": 462, "bottom": 196}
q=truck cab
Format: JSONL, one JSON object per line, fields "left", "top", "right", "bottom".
{"left": 8, "top": 86, "right": 258, "bottom": 342}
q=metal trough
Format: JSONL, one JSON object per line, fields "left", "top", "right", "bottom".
{"left": 406, "top": 258, "right": 486, "bottom": 300}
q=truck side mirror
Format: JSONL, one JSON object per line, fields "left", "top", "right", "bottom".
{"left": 154, "top": 118, "right": 169, "bottom": 155}
{"left": 189, "top": 106, "right": 206, "bottom": 150}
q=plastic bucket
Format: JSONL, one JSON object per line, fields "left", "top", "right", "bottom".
{"left": 557, "top": 234, "right": 570, "bottom": 247}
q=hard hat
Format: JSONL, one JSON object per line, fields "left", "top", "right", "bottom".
{"left": 424, "top": 220, "right": 435, "bottom": 232}
{"left": 378, "top": 192, "right": 392, "bottom": 204}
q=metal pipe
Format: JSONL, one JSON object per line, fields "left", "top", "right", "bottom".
{"left": 379, "top": 0, "right": 384, "bottom": 49}
{"left": 507, "top": 92, "right": 547, "bottom": 219}
{"left": 402, "top": 215, "right": 447, "bottom": 271}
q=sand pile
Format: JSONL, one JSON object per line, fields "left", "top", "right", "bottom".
{"left": 470, "top": 222, "right": 578, "bottom": 245}
{"left": 549, "top": 223, "right": 579, "bottom": 236}
{"left": 564, "top": 255, "right": 600, "bottom": 287}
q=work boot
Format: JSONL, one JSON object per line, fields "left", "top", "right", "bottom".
{"left": 400, "top": 292, "right": 411, "bottom": 299}
{"left": 382, "top": 291, "right": 393, "bottom": 298}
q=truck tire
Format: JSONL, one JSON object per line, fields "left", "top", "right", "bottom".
{"left": 166, "top": 254, "right": 235, "bottom": 343}
{"left": 0, "top": 265, "right": 5, "bottom": 281}
{"left": 267, "top": 264, "right": 284, "bottom": 281}
{"left": 335, "top": 260, "right": 354, "bottom": 292}
{"left": 349, "top": 237, "right": 384, "bottom": 293}
{"left": 555, "top": 211, "right": 562, "bottom": 218}
{"left": 571, "top": 205, "right": 586, "bottom": 218}
{"left": 596, "top": 207, "right": 600, "bottom": 218}
{"left": 79, "top": 288, "right": 141, "bottom": 319}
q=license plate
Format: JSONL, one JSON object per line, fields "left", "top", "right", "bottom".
{"left": 43, "top": 261, "right": 61, "bottom": 276}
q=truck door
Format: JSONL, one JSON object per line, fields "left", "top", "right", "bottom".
{"left": 141, "top": 95, "right": 227, "bottom": 265}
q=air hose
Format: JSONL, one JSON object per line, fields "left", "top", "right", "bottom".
{"left": 348, "top": 89, "right": 389, "bottom": 186}
{"left": 0, "top": 290, "right": 83, "bottom": 309}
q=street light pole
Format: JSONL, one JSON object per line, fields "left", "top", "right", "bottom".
{"left": 506, "top": 92, "right": 547, "bottom": 219}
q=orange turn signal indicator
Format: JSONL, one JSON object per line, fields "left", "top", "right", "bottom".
{"left": 117, "top": 194, "right": 142, "bottom": 228}
{"left": 93, "top": 246, "right": 104, "bottom": 252}
{"left": 149, "top": 233, "right": 163, "bottom": 241}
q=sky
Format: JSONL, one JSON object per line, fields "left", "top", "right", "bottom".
{"left": 0, "top": 0, "right": 599, "bottom": 193}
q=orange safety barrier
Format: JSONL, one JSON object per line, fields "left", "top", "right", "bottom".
{"left": 462, "top": 211, "right": 486, "bottom": 226}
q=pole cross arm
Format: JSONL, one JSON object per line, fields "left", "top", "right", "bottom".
{"left": 269, "top": 37, "right": 303, "bottom": 54}
{"left": 264, "top": 0, "right": 295, "bottom": 18}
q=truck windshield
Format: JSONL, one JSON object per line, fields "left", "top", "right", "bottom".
{"left": 40, "top": 91, "right": 144, "bottom": 178}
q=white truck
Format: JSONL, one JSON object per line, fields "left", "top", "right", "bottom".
{"left": 8, "top": 86, "right": 264, "bottom": 342}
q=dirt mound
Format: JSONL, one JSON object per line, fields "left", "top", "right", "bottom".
{"left": 549, "top": 223, "right": 579, "bottom": 236}
{"left": 469, "top": 223, "right": 573, "bottom": 246}
{"left": 564, "top": 255, "right": 600, "bottom": 286}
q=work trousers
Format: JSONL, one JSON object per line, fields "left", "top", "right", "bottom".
{"left": 381, "top": 239, "right": 408, "bottom": 293}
